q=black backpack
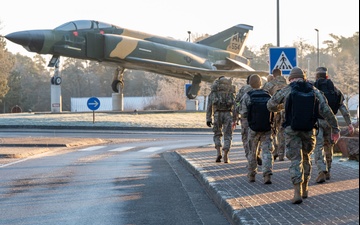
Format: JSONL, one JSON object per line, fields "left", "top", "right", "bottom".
{"left": 284, "top": 81, "right": 319, "bottom": 131}
{"left": 314, "top": 79, "right": 341, "bottom": 118}
{"left": 247, "top": 89, "right": 273, "bottom": 132}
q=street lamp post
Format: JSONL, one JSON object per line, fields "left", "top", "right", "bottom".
{"left": 187, "top": 31, "right": 191, "bottom": 42}
{"left": 315, "top": 28, "right": 319, "bottom": 67}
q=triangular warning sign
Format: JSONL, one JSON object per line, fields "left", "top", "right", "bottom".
{"left": 274, "top": 51, "right": 293, "bottom": 71}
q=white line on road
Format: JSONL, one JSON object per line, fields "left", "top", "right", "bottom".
{"left": 138, "top": 147, "right": 163, "bottom": 152}
{"left": 78, "top": 146, "right": 106, "bottom": 151}
{"left": 109, "top": 146, "right": 135, "bottom": 152}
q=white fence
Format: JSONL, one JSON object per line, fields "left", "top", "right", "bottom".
{"left": 71, "top": 96, "right": 206, "bottom": 112}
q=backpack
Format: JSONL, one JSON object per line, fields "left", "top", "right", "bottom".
{"left": 247, "top": 89, "right": 273, "bottom": 132}
{"left": 211, "top": 77, "right": 236, "bottom": 111}
{"left": 314, "top": 79, "right": 341, "bottom": 117}
{"left": 284, "top": 81, "right": 319, "bottom": 131}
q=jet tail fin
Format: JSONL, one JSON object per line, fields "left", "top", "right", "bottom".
{"left": 197, "top": 24, "right": 253, "bottom": 55}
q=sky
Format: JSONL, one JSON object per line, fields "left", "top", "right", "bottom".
{"left": 0, "top": 0, "right": 359, "bottom": 58}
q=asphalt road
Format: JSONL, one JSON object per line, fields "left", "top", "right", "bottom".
{"left": 0, "top": 130, "right": 230, "bottom": 225}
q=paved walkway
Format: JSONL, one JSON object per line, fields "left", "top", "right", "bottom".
{"left": 177, "top": 144, "right": 359, "bottom": 225}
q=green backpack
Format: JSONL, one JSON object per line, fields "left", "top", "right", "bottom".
{"left": 211, "top": 77, "right": 236, "bottom": 111}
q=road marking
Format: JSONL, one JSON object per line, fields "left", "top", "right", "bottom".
{"left": 78, "top": 146, "right": 106, "bottom": 151}
{"left": 109, "top": 146, "right": 134, "bottom": 152}
{"left": 138, "top": 147, "right": 163, "bottom": 152}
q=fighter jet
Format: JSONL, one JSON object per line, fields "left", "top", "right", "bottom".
{"left": 5, "top": 20, "right": 268, "bottom": 99}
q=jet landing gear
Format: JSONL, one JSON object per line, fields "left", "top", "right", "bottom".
{"left": 48, "top": 55, "right": 62, "bottom": 112}
{"left": 111, "top": 67, "right": 125, "bottom": 111}
{"left": 186, "top": 75, "right": 201, "bottom": 99}
{"left": 51, "top": 76, "right": 62, "bottom": 85}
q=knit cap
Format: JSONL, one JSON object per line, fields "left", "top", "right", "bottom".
{"left": 249, "top": 74, "right": 262, "bottom": 88}
{"left": 288, "top": 67, "right": 306, "bottom": 80}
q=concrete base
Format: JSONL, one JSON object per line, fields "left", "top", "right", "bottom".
{"left": 112, "top": 93, "right": 124, "bottom": 111}
{"left": 51, "top": 85, "right": 62, "bottom": 113}
{"left": 186, "top": 99, "right": 198, "bottom": 111}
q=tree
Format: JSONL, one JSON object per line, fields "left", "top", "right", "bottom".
{"left": 0, "top": 23, "right": 15, "bottom": 100}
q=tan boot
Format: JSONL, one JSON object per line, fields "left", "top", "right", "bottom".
{"left": 326, "top": 172, "right": 331, "bottom": 180}
{"left": 292, "top": 183, "right": 303, "bottom": 204}
{"left": 248, "top": 174, "right": 255, "bottom": 182}
{"left": 302, "top": 179, "right": 309, "bottom": 198}
{"left": 223, "top": 150, "right": 230, "bottom": 163}
{"left": 264, "top": 175, "right": 272, "bottom": 184}
{"left": 215, "top": 147, "right": 222, "bottom": 163}
{"left": 315, "top": 172, "right": 326, "bottom": 184}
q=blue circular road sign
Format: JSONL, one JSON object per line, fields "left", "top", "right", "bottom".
{"left": 87, "top": 97, "right": 100, "bottom": 111}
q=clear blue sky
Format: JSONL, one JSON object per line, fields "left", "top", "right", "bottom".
{"left": 1, "top": 0, "right": 359, "bottom": 57}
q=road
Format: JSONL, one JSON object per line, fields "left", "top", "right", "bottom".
{"left": 0, "top": 130, "right": 230, "bottom": 225}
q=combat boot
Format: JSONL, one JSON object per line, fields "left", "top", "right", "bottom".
{"left": 326, "top": 172, "right": 331, "bottom": 180}
{"left": 215, "top": 147, "right": 222, "bottom": 163}
{"left": 248, "top": 173, "right": 255, "bottom": 182}
{"left": 315, "top": 171, "right": 326, "bottom": 183}
{"left": 292, "top": 183, "right": 303, "bottom": 204}
{"left": 302, "top": 179, "right": 309, "bottom": 198}
{"left": 264, "top": 174, "right": 272, "bottom": 184}
{"left": 223, "top": 150, "right": 230, "bottom": 163}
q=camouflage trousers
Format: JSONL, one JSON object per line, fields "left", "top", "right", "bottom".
{"left": 284, "top": 126, "right": 316, "bottom": 185}
{"left": 273, "top": 111, "right": 285, "bottom": 156}
{"left": 247, "top": 129, "right": 273, "bottom": 176}
{"left": 212, "top": 111, "right": 233, "bottom": 151}
{"left": 240, "top": 118, "right": 250, "bottom": 158}
{"left": 314, "top": 119, "right": 333, "bottom": 173}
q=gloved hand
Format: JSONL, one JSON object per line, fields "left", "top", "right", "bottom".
{"left": 331, "top": 132, "right": 341, "bottom": 144}
{"left": 348, "top": 124, "right": 355, "bottom": 135}
{"left": 206, "top": 121, "right": 213, "bottom": 127}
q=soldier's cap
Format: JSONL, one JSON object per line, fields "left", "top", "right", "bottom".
{"left": 316, "top": 67, "right": 328, "bottom": 75}
{"left": 288, "top": 67, "right": 306, "bottom": 81}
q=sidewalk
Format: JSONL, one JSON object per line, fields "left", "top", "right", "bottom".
{"left": 0, "top": 112, "right": 359, "bottom": 224}
{"left": 177, "top": 144, "right": 359, "bottom": 225}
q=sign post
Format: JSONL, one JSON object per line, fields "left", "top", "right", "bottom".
{"left": 87, "top": 97, "right": 100, "bottom": 123}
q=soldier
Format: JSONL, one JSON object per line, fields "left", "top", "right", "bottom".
{"left": 239, "top": 74, "right": 274, "bottom": 184}
{"left": 313, "top": 67, "right": 354, "bottom": 183}
{"left": 267, "top": 67, "right": 340, "bottom": 204}
{"left": 206, "top": 76, "right": 236, "bottom": 163}
{"left": 233, "top": 75, "right": 262, "bottom": 165}
{"left": 263, "top": 68, "right": 288, "bottom": 161}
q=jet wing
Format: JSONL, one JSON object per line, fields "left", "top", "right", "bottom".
{"left": 122, "top": 56, "right": 269, "bottom": 83}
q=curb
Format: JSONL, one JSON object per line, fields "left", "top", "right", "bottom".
{"left": 176, "top": 151, "right": 239, "bottom": 225}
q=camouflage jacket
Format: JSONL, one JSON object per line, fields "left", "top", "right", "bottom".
{"left": 262, "top": 76, "right": 288, "bottom": 96}
{"left": 266, "top": 79, "right": 340, "bottom": 133}
{"left": 234, "top": 84, "right": 253, "bottom": 116}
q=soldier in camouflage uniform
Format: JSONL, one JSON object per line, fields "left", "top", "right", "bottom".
{"left": 262, "top": 68, "right": 288, "bottom": 161}
{"left": 233, "top": 75, "right": 262, "bottom": 165}
{"left": 312, "top": 67, "right": 354, "bottom": 183}
{"left": 233, "top": 75, "right": 253, "bottom": 159}
{"left": 206, "top": 76, "right": 236, "bottom": 163}
{"left": 267, "top": 67, "right": 340, "bottom": 204}
{"left": 239, "top": 74, "right": 274, "bottom": 184}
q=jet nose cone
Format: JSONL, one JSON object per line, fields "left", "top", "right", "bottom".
{"left": 5, "top": 31, "right": 44, "bottom": 53}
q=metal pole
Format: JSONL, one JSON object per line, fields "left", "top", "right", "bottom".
{"left": 315, "top": 28, "right": 319, "bottom": 67}
{"left": 277, "top": 0, "right": 280, "bottom": 47}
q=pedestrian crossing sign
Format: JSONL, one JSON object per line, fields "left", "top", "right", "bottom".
{"left": 269, "top": 47, "right": 297, "bottom": 75}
